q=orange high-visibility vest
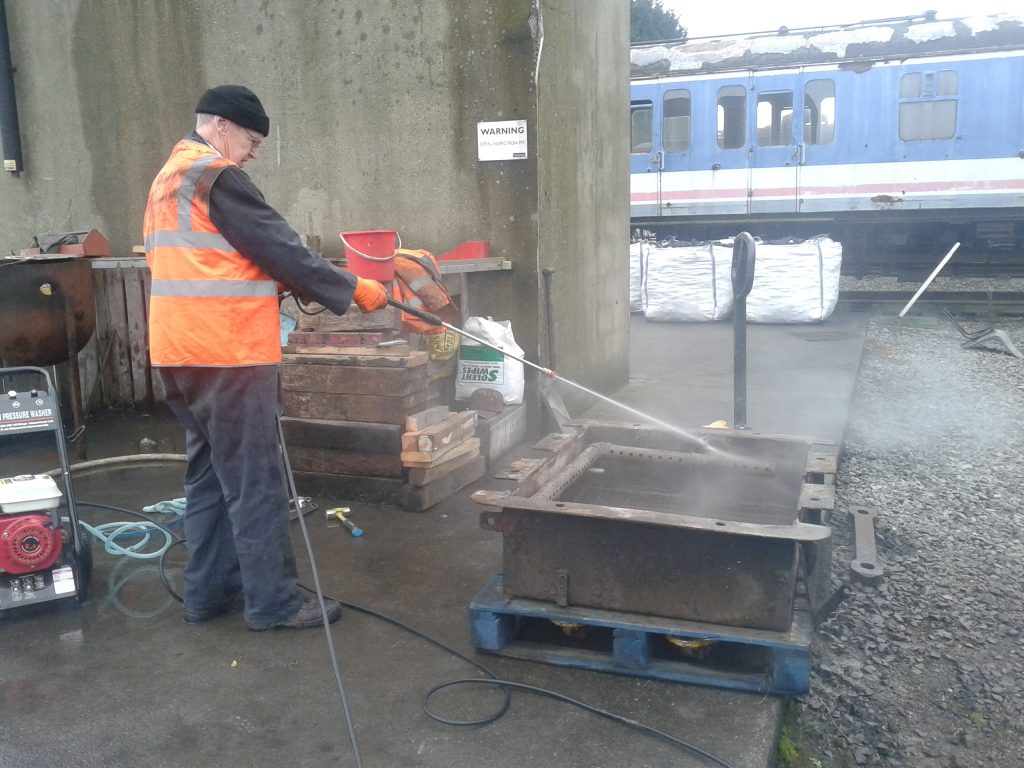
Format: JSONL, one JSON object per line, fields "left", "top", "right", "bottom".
{"left": 143, "top": 140, "right": 280, "bottom": 366}
{"left": 392, "top": 249, "right": 459, "bottom": 335}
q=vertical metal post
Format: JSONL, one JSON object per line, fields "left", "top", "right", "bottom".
{"left": 732, "top": 233, "right": 756, "bottom": 430}
{"left": 541, "top": 267, "right": 557, "bottom": 369}
{"left": 0, "top": 0, "right": 24, "bottom": 175}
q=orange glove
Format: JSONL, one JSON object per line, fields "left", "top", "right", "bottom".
{"left": 352, "top": 277, "right": 388, "bottom": 313}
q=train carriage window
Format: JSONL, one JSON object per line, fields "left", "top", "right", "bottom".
{"left": 631, "top": 101, "right": 653, "bottom": 153}
{"left": 663, "top": 90, "right": 691, "bottom": 152}
{"left": 804, "top": 79, "right": 835, "bottom": 145}
{"left": 757, "top": 90, "right": 793, "bottom": 146}
{"left": 717, "top": 85, "right": 746, "bottom": 149}
{"left": 937, "top": 70, "right": 958, "bottom": 97}
{"left": 899, "top": 70, "right": 957, "bottom": 141}
{"left": 899, "top": 73, "right": 920, "bottom": 99}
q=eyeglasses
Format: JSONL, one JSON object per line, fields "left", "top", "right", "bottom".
{"left": 241, "top": 127, "right": 263, "bottom": 152}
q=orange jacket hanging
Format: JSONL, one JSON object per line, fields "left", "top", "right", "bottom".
{"left": 143, "top": 140, "right": 281, "bottom": 366}
{"left": 392, "top": 249, "right": 459, "bottom": 335}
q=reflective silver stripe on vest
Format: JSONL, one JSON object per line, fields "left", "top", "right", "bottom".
{"left": 407, "top": 275, "right": 433, "bottom": 292}
{"left": 151, "top": 279, "right": 278, "bottom": 298}
{"left": 145, "top": 230, "right": 234, "bottom": 252}
{"left": 178, "top": 154, "right": 222, "bottom": 232}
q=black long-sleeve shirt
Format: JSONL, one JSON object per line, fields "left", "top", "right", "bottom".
{"left": 186, "top": 131, "right": 356, "bottom": 316}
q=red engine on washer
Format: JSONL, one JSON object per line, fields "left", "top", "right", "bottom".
{"left": 0, "top": 514, "right": 63, "bottom": 575}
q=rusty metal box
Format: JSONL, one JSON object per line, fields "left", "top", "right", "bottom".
{"left": 476, "top": 424, "right": 833, "bottom": 632}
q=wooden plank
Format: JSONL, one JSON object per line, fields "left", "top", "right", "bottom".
{"left": 79, "top": 270, "right": 103, "bottom": 413}
{"left": 78, "top": 332, "right": 100, "bottom": 415}
{"left": 401, "top": 410, "right": 477, "bottom": 452}
{"left": 292, "top": 470, "right": 404, "bottom": 504}
{"left": 283, "top": 343, "right": 413, "bottom": 357}
{"left": 282, "top": 386, "right": 438, "bottom": 424}
{"left": 298, "top": 303, "right": 401, "bottom": 332}
{"left": 404, "top": 405, "right": 450, "bottom": 432}
{"left": 123, "top": 267, "right": 150, "bottom": 405}
{"left": 402, "top": 437, "right": 480, "bottom": 468}
{"left": 281, "top": 362, "right": 428, "bottom": 397}
{"left": 282, "top": 351, "right": 428, "bottom": 369}
{"left": 401, "top": 454, "right": 486, "bottom": 512}
{"left": 285, "top": 445, "right": 403, "bottom": 478}
{"left": 407, "top": 446, "right": 480, "bottom": 486}
{"left": 280, "top": 417, "right": 402, "bottom": 453}
{"left": 287, "top": 331, "right": 398, "bottom": 346}
{"left": 140, "top": 265, "right": 164, "bottom": 403}
{"left": 102, "top": 269, "right": 132, "bottom": 405}
{"left": 91, "top": 268, "right": 113, "bottom": 409}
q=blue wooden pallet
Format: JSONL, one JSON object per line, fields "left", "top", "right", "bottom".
{"left": 470, "top": 574, "right": 811, "bottom": 696}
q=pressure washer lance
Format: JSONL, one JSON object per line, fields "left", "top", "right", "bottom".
{"left": 386, "top": 298, "right": 711, "bottom": 450}
{"left": 326, "top": 506, "right": 363, "bottom": 537}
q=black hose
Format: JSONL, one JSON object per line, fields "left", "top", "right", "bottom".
{"left": 80, "top": 497, "right": 733, "bottom": 767}
{"left": 325, "top": 592, "right": 733, "bottom": 768}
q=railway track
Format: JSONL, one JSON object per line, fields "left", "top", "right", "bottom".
{"left": 838, "top": 290, "right": 1024, "bottom": 316}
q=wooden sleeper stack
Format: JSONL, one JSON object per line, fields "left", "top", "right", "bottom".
{"left": 400, "top": 406, "right": 485, "bottom": 511}
{"left": 280, "top": 305, "right": 445, "bottom": 501}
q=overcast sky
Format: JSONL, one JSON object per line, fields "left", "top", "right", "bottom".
{"left": 658, "top": 2, "right": 1017, "bottom": 38}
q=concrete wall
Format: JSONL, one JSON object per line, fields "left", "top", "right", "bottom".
{"left": 537, "top": 1, "right": 631, "bottom": 403}
{"left": 0, "top": 0, "right": 628, "bottom": 399}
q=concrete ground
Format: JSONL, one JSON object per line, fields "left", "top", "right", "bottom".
{"left": 0, "top": 308, "right": 867, "bottom": 768}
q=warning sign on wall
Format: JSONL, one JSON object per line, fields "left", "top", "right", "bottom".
{"left": 477, "top": 120, "right": 528, "bottom": 161}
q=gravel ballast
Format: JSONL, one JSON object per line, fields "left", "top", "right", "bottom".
{"left": 789, "top": 315, "right": 1024, "bottom": 767}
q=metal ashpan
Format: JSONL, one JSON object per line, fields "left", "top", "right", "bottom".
{"left": 474, "top": 422, "right": 834, "bottom": 632}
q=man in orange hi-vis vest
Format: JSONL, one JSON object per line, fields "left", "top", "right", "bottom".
{"left": 143, "top": 85, "right": 388, "bottom": 631}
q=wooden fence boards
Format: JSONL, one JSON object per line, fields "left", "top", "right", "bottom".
{"left": 124, "top": 268, "right": 150, "bottom": 406}
{"left": 102, "top": 269, "right": 133, "bottom": 405}
{"left": 79, "top": 266, "right": 150, "bottom": 410}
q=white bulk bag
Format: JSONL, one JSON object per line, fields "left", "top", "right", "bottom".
{"left": 746, "top": 236, "right": 842, "bottom": 323}
{"left": 642, "top": 242, "right": 734, "bottom": 321}
{"left": 629, "top": 241, "right": 645, "bottom": 312}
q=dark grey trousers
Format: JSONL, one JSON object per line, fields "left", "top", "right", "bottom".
{"left": 157, "top": 365, "right": 305, "bottom": 627}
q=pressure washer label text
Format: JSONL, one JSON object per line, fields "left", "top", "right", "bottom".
{"left": 0, "top": 407, "right": 55, "bottom": 434}
{"left": 477, "top": 119, "right": 528, "bottom": 161}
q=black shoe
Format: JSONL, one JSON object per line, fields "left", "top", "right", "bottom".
{"left": 182, "top": 592, "right": 245, "bottom": 624}
{"left": 247, "top": 596, "right": 342, "bottom": 631}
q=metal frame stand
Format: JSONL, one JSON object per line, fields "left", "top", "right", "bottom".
{"left": 0, "top": 366, "right": 91, "bottom": 612}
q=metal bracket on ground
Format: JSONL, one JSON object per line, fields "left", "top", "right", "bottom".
{"left": 849, "top": 506, "right": 884, "bottom": 585}
{"left": 943, "top": 308, "right": 1024, "bottom": 359}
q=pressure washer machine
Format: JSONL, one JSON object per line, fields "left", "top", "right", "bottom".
{"left": 0, "top": 367, "right": 91, "bottom": 613}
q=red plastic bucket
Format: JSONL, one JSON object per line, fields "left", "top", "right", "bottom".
{"left": 339, "top": 230, "right": 401, "bottom": 281}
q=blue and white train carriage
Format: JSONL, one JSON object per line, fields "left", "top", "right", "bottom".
{"left": 630, "top": 13, "right": 1024, "bottom": 270}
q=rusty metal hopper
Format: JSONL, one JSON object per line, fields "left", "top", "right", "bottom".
{"left": 474, "top": 422, "right": 835, "bottom": 632}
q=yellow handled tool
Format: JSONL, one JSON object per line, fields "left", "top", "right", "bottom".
{"left": 326, "top": 507, "right": 363, "bottom": 537}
